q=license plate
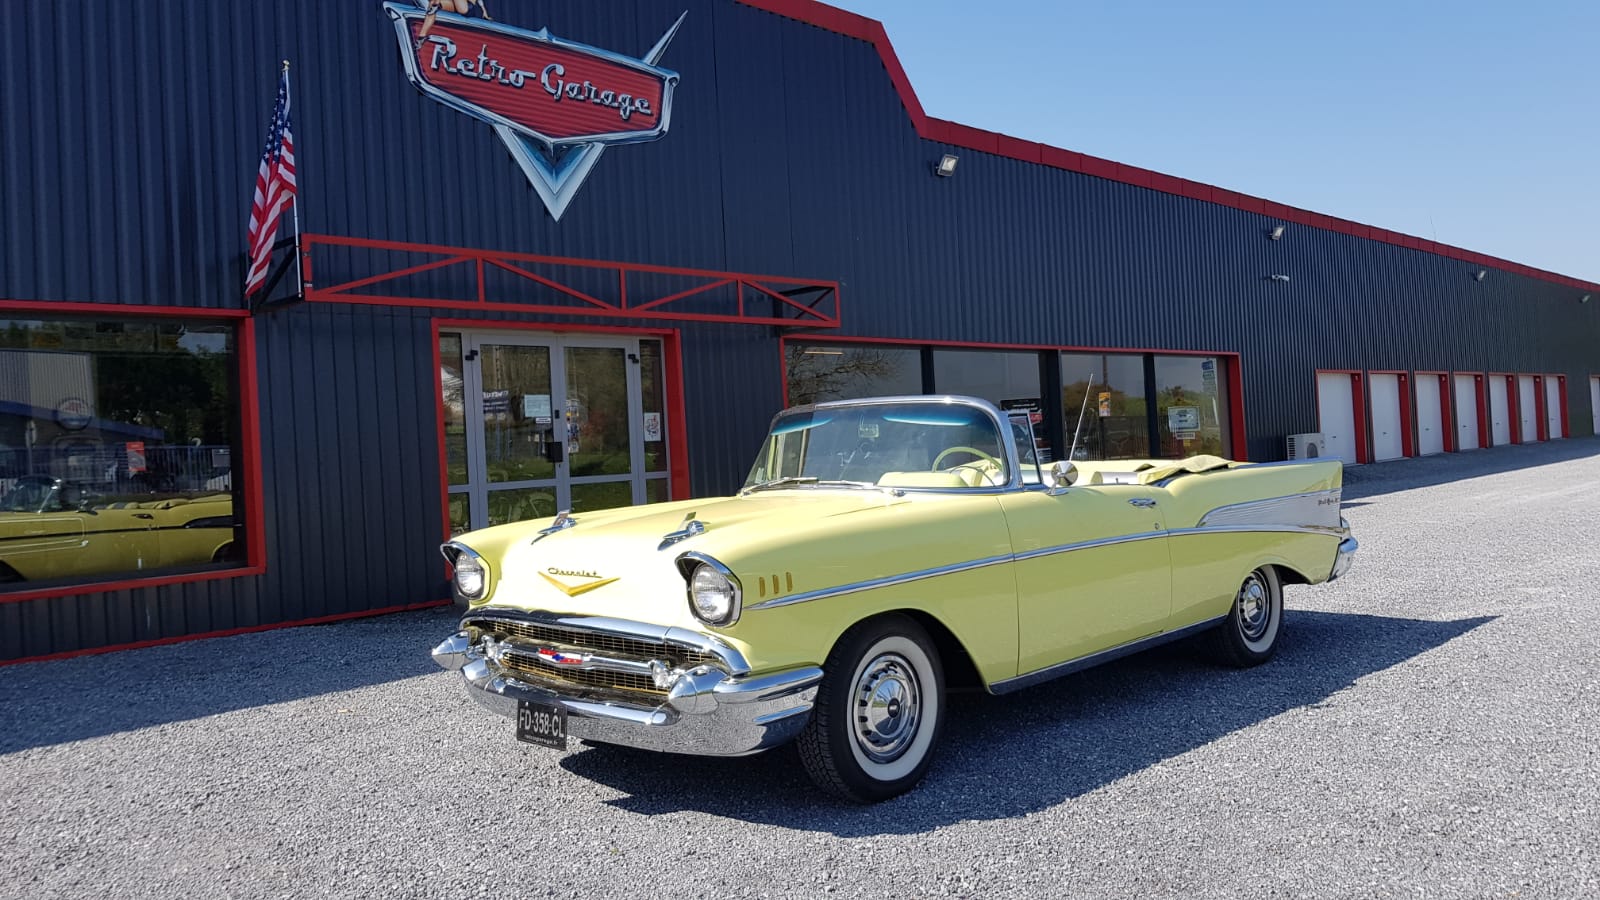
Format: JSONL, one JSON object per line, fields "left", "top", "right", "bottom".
{"left": 515, "top": 700, "right": 568, "bottom": 750}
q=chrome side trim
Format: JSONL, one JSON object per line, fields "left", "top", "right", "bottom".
{"left": 1167, "top": 523, "right": 1347, "bottom": 539}
{"left": 1197, "top": 490, "right": 1342, "bottom": 531}
{"left": 989, "top": 615, "right": 1227, "bottom": 695}
{"left": 745, "top": 523, "right": 1343, "bottom": 612}
{"left": 744, "top": 550, "right": 1016, "bottom": 611}
{"left": 461, "top": 607, "right": 752, "bottom": 675}
{"left": 1010, "top": 531, "right": 1166, "bottom": 563}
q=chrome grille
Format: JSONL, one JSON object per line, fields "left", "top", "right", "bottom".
{"left": 499, "top": 648, "right": 659, "bottom": 695}
{"left": 465, "top": 616, "right": 721, "bottom": 697}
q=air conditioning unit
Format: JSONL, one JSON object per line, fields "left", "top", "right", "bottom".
{"left": 1286, "top": 432, "right": 1323, "bottom": 460}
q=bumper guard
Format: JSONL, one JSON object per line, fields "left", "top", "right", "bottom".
{"left": 431, "top": 629, "right": 821, "bottom": 757}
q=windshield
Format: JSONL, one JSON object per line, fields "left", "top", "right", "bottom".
{"left": 744, "top": 401, "right": 1011, "bottom": 491}
{"left": 0, "top": 477, "right": 60, "bottom": 513}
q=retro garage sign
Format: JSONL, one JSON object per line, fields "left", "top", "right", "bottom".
{"left": 384, "top": 1, "right": 684, "bottom": 220}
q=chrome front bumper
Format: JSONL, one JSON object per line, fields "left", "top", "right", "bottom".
{"left": 431, "top": 630, "right": 822, "bottom": 757}
{"left": 1329, "top": 536, "right": 1359, "bottom": 581}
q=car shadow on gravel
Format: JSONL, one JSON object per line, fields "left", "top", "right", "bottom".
{"left": 0, "top": 608, "right": 454, "bottom": 754}
{"left": 561, "top": 609, "right": 1493, "bottom": 835}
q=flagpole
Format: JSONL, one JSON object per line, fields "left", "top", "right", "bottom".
{"left": 283, "top": 59, "right": 305, "bottom": 299}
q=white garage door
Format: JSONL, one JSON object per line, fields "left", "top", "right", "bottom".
{"left": 1489, "top": 377, "right": 1511, "bottom": 446}
{"left": 1592, "top": 377, "right": 1600, "bottom": 436}
{"left": 1415, "top": 375, "right": 1445, "bottom": 456}
{"left": 1517, "top": 375, "right": 1539, "bottom": 442}
{"left": 1370, "top": 373, "right": 1405, "bottom": 461}
{"left": 1453, "top": 374, "right": 1480, "bottom": 450}
{"left": 1544, "top": 377, "right": 1563, "bottom": 439}
{"left": 1316, "top": 372, "right": 1359, "bottom": 465}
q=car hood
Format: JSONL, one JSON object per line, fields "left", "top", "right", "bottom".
{"left": 460, "top": 489, "right": 959, "bottom": 629}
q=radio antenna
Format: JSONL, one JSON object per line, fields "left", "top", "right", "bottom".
{"left": 1068, "top": 374, "right": 1094, "bottom": 463}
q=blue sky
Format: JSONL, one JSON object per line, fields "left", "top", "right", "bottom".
{"left": 830, "top": 0, "right": 1600, "bottom": 283}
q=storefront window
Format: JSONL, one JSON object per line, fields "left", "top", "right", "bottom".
{"left": 1061, "top": 352, "right": 1149, "bottom": 460}
{"left": 0, "top": 315, "right": 245, "bottom": 590}
{"left": 933, "top": 349, "right": 1051, "bottom": 460}
{"left": 439, "top": 333, "right": 467, "bottom": 485}
{"left": 639, "top": 339, "right": 668, "bottom": 474}
{"left": 786, "top": 343, "right": 921, "bottom": 406}
{"left": 1154, "top": 355, "right": 1230, "bottom": 458}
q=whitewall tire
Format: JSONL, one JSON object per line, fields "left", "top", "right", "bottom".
{"left": 798, "top": 615, "right": 944, "bottom": 802}
{"left": 1209, "top": 565, "right": 1284, "bottom": 667}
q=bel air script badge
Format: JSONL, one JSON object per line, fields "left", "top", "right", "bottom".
{"left": 383, "top": 1, "right": 685, "bottom": 220}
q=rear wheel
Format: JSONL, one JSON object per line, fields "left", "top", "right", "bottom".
{"left": 798, "top": 615, "right": 944, "bottom": 803}
{"left": 1209, "top": 566, "right": 1283, "bottom": 667}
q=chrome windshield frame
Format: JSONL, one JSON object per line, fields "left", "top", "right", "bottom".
{"left": 751, "top": 395, "right": 1026, "bottom": 494}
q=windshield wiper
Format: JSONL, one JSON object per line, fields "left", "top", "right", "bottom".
{"left": 742, "top": 476, "right": 819, "bottom": 494}
{"left": 743, "top": 477, "right": 887, "bottom": 495}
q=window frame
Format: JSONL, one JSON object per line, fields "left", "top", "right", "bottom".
{"left": 783, "top": 336, "right": 1248, "bottom": 463}
{"left": 0, "top": 301, "right": 266, "bottom": 603}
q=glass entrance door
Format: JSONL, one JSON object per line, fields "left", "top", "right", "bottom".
{"left": 440, "top": 331, "right": 670, "bottom": 536}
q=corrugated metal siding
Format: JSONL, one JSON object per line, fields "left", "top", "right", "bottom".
{"left": 2, "top": 0, "right": 1596, "bottom": 659}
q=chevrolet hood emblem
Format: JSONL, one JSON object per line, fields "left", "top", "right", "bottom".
{"left": 539, "top": 567, "right": 619, "bottom": 597}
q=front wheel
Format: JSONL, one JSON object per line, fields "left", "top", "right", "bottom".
{"left": 798, "top": 615, "right": 944, "bottom": 803}
{"left": 1208, "top": 565, "right": 1283, "bottom": 667}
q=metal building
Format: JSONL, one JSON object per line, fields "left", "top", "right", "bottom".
{"left": 2, "top": 0, "right": 1595, "bottom": 663}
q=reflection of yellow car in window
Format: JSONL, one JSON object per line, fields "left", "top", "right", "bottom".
{"left": 0, "top": 476, "right": 235, "bottom": 585}
{"left": 433, "top": 396, "right": 1358, "bottom": 802}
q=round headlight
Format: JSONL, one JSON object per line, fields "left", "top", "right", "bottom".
{"left": 452, "top": 551, "right": 487, "bottom": 600}
{"left": 689, "top": 563, "right": 739, "bottom": 625}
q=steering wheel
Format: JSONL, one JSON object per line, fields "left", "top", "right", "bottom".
{"left": 933, "top": 446, "right": 1001, "bottom": 470}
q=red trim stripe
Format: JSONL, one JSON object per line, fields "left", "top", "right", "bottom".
{"left": 735, "top": 0, "right": 1600, "bottom": 295}
{"left": 0, "top": 300, "right": 249, "bottom": 318}
{"left": 0, "top": 600, "right": 451, "bottom": 667}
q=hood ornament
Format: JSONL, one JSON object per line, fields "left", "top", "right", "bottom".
{"left": 531, "top": 510, "right": 577, "bottom": 544}
{"left": 658, "top": 511, "right": 705, "bottom": 551}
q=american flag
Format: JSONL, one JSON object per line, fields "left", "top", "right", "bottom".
{"left": 244, "top": 67, "right": 297, "bottom": 297}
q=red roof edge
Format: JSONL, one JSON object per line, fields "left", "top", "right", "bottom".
{"left": 734, "top": 0, "right": 1599, "bottom": 293}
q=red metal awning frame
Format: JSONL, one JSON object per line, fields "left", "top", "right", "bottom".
{"left": 296, "top": 234, "right": 841, "bottom": 328}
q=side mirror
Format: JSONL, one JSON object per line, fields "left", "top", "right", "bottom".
{"left": 1043, "top": 460, "right": 1078, "bottom": 491}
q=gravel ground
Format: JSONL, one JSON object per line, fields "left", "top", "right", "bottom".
{"left": 3, "top": 439, "right": 1598, "bottom": 899}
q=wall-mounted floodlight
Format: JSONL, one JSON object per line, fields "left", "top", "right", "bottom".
{"left": 1474, "top": 270, "right": 1488, "bottom": 282}
{"left": 1268, "top": 225, "right": 1285, "bottom": 240}
{"left": 1582, "top": 294, "right": 1592, "bottom": 304}
{"left": 934, "top": 154, "right": 959, "bottom": 177}
{"left": 1267, "top": 274, "right": 1291, "bottom": 283}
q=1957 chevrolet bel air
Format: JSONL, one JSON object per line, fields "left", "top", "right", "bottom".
{"left": 433, "top": 395, "right": 1357, "bottom": 801}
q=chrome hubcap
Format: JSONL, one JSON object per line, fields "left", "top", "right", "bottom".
{"left": 853, "top": 652, "right": 921, "bottom": 763}
{"left": 1237, "top": 573, "right": 1270, "bottom": 641}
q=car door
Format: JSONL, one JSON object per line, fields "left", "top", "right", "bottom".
{"left": 998, "top": 483, "right": 1173, "bottom": 675}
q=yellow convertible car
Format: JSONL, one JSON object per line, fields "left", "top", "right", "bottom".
{"left": 432, "top": 395, "right": 1357, "bottom": 801}
{"left": 0, "top": 475, "right": 236, "bottom": 585}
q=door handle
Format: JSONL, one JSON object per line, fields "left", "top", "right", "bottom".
{"left": 133, "top": 513, "right": 155, "bottom": 520}
{"left": 1127, "top": 498, "right": 1157, "bottom": 508}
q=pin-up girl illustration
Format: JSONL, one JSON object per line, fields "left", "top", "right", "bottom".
{"left": 415, "top": 0, "right": 492, "bottom": 50}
